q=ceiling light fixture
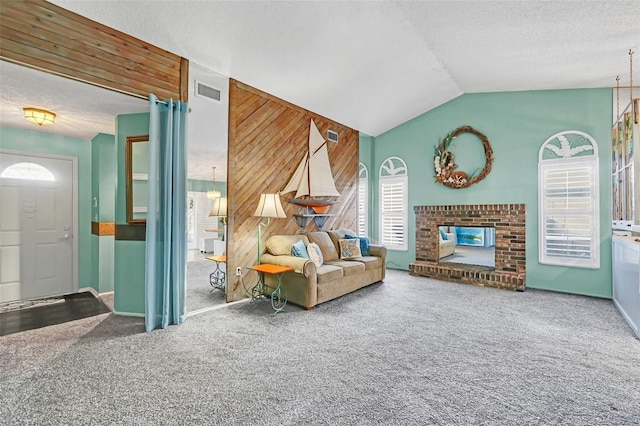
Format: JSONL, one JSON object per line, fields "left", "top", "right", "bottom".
{"left": 23, "top": 108, "right": 56, "bottom": 126}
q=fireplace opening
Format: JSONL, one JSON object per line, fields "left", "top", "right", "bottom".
{"left": 440, "top": 226, "right": 495, "bottom": 267}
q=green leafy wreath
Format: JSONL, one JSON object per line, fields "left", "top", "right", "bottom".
{"left": 434, "top": 125, "right": 494, "bottom": 189}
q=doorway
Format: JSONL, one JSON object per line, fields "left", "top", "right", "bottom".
{"left": 0, "top": 151, "right": 78, "bottom": 303}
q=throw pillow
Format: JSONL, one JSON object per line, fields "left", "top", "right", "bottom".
{"left": 439, "top": 228, "right": 448, "bottom": 241}
{"left": 339, "top": 238, "right": 362, "bottom": 260}
{"left": 307, "top": 242, "right": 323, "bottom": 268}
{"left": 291, "top": 239, "right": 310, "bottom": 259}
{"left": 344, "top": 234, "right": 370, "bottom": 256}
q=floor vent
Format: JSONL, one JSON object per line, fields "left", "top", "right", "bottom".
{"left": 195, "top": 81, "right": 221, "bottom": 102}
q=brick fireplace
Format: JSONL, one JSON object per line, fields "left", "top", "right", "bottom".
{"left": 410, "top": 204, "right": 526, "bottom": 291}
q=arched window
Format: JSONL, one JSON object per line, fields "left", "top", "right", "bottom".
{"left": 379, "top": 157, "right": 408, "bottom": 251}
{"left": 538, "top": 131, "right": 599, "bottom": 269}
{"left": 358, "top": 163, "right": 368, "bottom": 237}
{"left": 0, "top": 162, "right": 55, "bottom": 181}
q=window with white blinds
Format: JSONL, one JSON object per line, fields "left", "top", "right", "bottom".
{"left": 538, "top": 131, "right": 599, "bottom": 269}
{"left": 358, "top": 163, "right": 368, "bottom": 237}
{"left": 379, "top": 157, "right": 408, "bottom": 251}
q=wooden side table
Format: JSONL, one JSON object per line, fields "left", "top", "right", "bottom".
{"left": 205, "top": 255, "right": 226, "bottom": 291}
{"left": 249, "top": 264, "right": 293, "bottom": 314}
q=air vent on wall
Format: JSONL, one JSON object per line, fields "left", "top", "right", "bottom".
{"left": 327, "top": 129, "right": 339, "bottom": 143}
{"left": 195, "top": 81, "right": 221, "bottom": 102}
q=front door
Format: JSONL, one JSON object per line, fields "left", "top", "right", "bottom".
{"left": 0, "top": 152, "right": 76, "bottom": 303}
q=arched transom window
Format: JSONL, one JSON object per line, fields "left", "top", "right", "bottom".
{"left": 1, "top": 162, "right": 55, "bottom": 181}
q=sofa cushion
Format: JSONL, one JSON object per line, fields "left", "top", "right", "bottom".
{"left": 339, "top": 238, "right": 362, "bottom": 259}
{"left": 307, "top": 242, "right": 324, "bottom": 268}
{"left": 350, "top": 256, "right": 383, "bottom": 270}
{"left": 266, "top": 235, "right": 310, "bottom": 256}
{"left": 306, "top": 232, "right": 339, "bottom": 261}
{"left": 439, "top": 228, "right": 448, "bottom": 241}
{"left": 315, "top": 264, "right": 343, "bottom": 283}
{"left": 291, "top": 239, "right": 310, "bottom": 259}
{"left": 324, "top": 260, "right": 365, "bottom": 276}
{"left": 344, "top": 234, "right": 370, "bottom": 256}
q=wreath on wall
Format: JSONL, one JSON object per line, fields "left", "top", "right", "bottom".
{"left": 434, "top": 125, "right": 494, "bottom": 189}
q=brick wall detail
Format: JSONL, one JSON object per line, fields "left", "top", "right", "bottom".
{"left": 409, "top": 204, "right": 526, "bottom": 291}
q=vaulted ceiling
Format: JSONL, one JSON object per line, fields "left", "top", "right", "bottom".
{"left": 49, "top": 0, "right": 639, "bottom": 137}
{"left": 1, "top": 1, "right": 638, "bottom": 182}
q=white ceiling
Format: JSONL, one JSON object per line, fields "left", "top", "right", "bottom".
{"left": 0, "top": 61, "right": 149, "bottom": 140}
{"left": 2, "top": 1, "right": 639, "bottom": 181}
{"left": 49, "top": 0, "right": 639, "bottom": 137}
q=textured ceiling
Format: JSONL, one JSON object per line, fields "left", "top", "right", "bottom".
{"left": 2, "top": 1, "right": 639, "bottom": 181}
{"left": 49, "top": 0, "right": 640, "bottom": 137}
{"left": 0, "top": 61, "right": 148, "bottom": 140}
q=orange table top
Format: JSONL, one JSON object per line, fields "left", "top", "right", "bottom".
{"left": 206, "top": 255, "right": 226, "bottom": 263}
{"left": 249, "top": 264, "right": 294, "bottom": 275}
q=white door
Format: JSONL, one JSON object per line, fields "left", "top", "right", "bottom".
{"left": 0, "top": 152, "right": 75, "bottom": 303}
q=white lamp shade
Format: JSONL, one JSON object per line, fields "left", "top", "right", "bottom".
{"left": 253, "top": 193, "right": 286, "bottom": 218}
{"left": 209, "top": 196, "right": 227, "bottom": 217}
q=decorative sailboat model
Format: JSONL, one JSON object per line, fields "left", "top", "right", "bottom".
{"left": 282, "top": 119, "right": 340, "bottom": 215}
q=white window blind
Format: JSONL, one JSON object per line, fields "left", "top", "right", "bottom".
{"left": 379, "top": 176, "right": 407, "bottom": 250}
{"left": 358, "top": 163, "right": 369, "bottom": 237}
{"left": 538, "top": 131, "right": 599, "bottom": 269}
{"left": 358, "top": 178, "right": 368, "bottom": 237}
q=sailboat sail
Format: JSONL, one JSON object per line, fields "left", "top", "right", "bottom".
{"left": 282, "top": 119, "right": 340, "bottom": 198}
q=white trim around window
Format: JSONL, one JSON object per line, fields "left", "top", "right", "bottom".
{"left": 538, "top": 130, "right": 599, "bottom": 269}
{"left": 379, "top": 157, "right": 408, "bottom": 251}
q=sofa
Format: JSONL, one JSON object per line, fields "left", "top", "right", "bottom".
{"left": 439, "top": 231, "right": 456, "bottom": 259}
{"left": 260, "top": 229, "right": 386, "bottom": 309}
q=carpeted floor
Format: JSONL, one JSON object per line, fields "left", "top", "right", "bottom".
{"left": 186, "top": 259, "right": 227, "bottom": 312}
{"left": 445, "top": 245, "right": 495, "bottom": 267}
{"left": 1, "top": 269, "right": 639, "bottom": 425}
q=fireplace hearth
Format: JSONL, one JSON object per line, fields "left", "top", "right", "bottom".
{"left": 410, "top": 204, "right": 526, "bottom": 291}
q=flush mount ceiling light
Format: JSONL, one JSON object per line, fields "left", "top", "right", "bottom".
{"left": 23, "top": 108, "right": 56, "bottom": 126}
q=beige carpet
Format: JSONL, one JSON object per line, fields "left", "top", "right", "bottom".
{"left": 1, "top": 270, "right": 638, "bottom": 425}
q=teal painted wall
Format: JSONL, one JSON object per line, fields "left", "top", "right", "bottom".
{"left": 91, "top": 133, "right": 116, "bottom": 293}
{"left": 92, "top": 133, "right": 116, "bottom": 222}
{"left": 0, "top": 126, "right": 94, "bottom": 290}
{"left": 114, "top": 113, "right": 149, "bottom": 315}
{"left": 188, "top": 178, "right": 227, "bottom": 194}
{"left": 366, "top": 88, "right": 612, "bottom": 298}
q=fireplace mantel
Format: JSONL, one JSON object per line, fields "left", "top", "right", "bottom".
{"left": 410, "top": 204, "right": 526, "bottom": 291}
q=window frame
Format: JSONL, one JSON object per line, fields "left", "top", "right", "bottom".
{"left": 358, "top": 163, "right": 369, "bottom": 237}
{"left": 538, "top": 131, "right": 599, "bottom": 269}
{"left": 379, "top": 157, "right": 408, "bottom": 251}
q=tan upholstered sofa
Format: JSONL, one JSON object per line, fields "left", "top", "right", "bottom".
{"left": 440, "top": 231, "right": 456, "bottom": 259}
{"left": 260, "top": 229, "right": 386, "bottom": 309}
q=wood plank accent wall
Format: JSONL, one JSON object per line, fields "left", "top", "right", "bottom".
{"left": 226, "top": 80, "right": 359, "bottom": 302}
{"left": 0, "top": 0, "right": 189, "bottom": 101}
